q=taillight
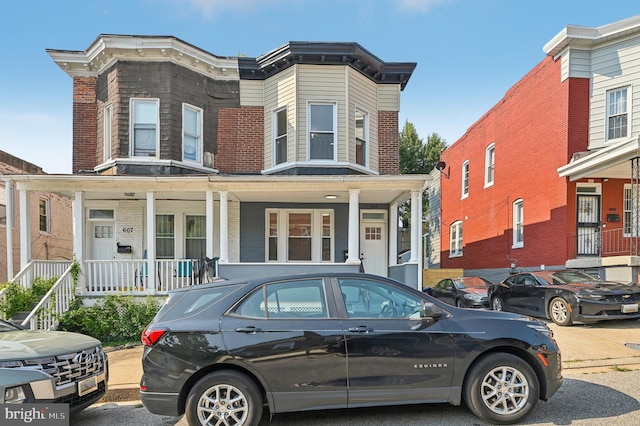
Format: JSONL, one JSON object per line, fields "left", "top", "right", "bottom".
{"left": 141, "top": 328, "right": 168, "bottom": 347}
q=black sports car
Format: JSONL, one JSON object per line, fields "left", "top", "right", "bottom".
{"left": 489, "top": 270, "right": 640, "bottom": 326}
{"left": 140, "top": 272, "right": 562, "bottom": 425}
{"left": 426, "top": 276, "right": 491, "bottom": 308}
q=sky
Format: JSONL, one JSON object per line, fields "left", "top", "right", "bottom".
{"left": 1, "top": 0, "right": 639, "bottom": 174}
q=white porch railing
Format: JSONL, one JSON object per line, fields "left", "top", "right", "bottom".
{"left": 21, "top": 267, "right": 76, "bottom": 331}
{"left": 83, "top": 259, "right": 200, "bottom": 295}
{"left": 11, "top": 260, "right": 72, "bottom": 288}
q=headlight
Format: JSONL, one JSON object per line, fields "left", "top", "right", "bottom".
{"left": 579, "top": 293, "right": 604, "bottom": 300}
{"left": 527, "top": 323, "right": 553, "bottom": 338}
{"left": 464, "top": 293, "right": 483, "bottom": 301}
{"left": 4, "top": 386, "right": 27, "bottom": 403}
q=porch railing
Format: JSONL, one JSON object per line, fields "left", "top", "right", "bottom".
{"left": 11, "top": 260, "right": 72, "bottom": 288}
{"left": 21, "top": 266, "right": 76, "bottom": 331}
{"left": 577, "top": 227, "right": 640, "bottom": 257}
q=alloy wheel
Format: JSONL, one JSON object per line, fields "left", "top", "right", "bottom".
{"left": 480, "top": 365, "right": 530, "bottom": 415}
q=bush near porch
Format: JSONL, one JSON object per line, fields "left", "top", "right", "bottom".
{"left": 0, "top": 277, "right": 57, "bottom": 320}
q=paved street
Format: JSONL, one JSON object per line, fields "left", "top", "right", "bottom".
{"left": 72, "top": 368, "right": 640, "bottom": 426}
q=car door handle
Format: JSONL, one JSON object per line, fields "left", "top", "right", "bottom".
{"left": 348, "top": 326, "right": 374, "bottom": 333}
{"left": 235, "top": 326, "right": 262, "bottom": 334}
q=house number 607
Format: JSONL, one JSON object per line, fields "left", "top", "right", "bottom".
{"left": 122, "top": 227, "right": 134, "bottom": 233}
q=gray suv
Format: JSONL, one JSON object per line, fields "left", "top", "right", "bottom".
{"left": 0, "top": 319, "right": 108, "bottom": 414}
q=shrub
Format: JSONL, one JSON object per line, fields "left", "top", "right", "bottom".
{"left": 0, "top": 277, "right": 57, "bottom": 320}
{"left": 57, "top": 295, "right": 161, "bottom": 346}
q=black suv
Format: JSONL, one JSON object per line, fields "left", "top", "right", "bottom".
{"left": 140, "top": 273, "right": 562, "bottom": 425}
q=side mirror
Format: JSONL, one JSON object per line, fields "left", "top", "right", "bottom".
{"left": 422, "top": 302, "right": 445, "bottom": 319}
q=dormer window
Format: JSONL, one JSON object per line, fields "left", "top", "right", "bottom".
{"left": 309, "top": 102, "right": 336, "bottom": 161}
{"left": 131, "top": 98, "right": 159, "bottom": 157}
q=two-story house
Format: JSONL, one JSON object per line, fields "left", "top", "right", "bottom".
{"left": 436, "top": 15, "right": 640, "bottom": 284}
{"left": 1, "top": 150, "right": 73, "bottom": 282}
{"left": 3, "top": 35, "right": 428, "bottom": 304}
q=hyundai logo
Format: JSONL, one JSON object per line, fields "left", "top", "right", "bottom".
{"left": 623, "top": 294, "right": 631, "bottom": 299}
{"left": 73, "top": 353, "right": 97, "bottom": 364}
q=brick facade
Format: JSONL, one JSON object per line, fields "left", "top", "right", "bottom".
{"left": 72, "top": 77, "right": 97, "bottom": 173}
{"left": 378, "top": 111, "right": 399, "bottom": 175}
{"left": 216, "top": 106, "right": 265, "bottom": 174}
{"left": 440, "top": 56, "right": 589, "bottom": 271}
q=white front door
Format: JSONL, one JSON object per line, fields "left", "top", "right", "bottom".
{"left": 91, "top": 222, "right": 115, "bottom": 260}
{"left": 360, "top": 211, "right": 387, "bottom": 277}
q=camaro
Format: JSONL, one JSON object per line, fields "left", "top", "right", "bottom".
{"left": 489, "top": 270, "right": 640, "bottom": 326}
{"left": 140, "top": 272, "right": 562, "bottom": 425}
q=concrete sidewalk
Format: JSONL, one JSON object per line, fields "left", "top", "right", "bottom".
{"left": 98, "top": 319, "right": 640, "bottom": 403}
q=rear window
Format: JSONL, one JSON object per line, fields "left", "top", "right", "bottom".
{"left": 155, "top": 284, "right": 242, "bottom": 321}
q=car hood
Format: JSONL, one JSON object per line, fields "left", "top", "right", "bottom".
{"left": 0, "top": 330, "right": 102, "bottom": 361}
{"left": 558, "top": 281, "right": 640, "bottom": 294}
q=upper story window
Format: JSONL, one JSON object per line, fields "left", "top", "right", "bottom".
{"left": 308, "top": 102, "right": 336, "bottom": 161}
{"left": 131, "top": 98, "right": 159, "bottom": 157}
{"left": 513, "top": 199, "right": 524, "bottom": 248}
{"left": 39, "top": 198, "right": 50, "bottom": 233}
{"left": 461, "top": 160, "right": 469, "bottom": 198}
{"left": 484, "top": 143, "right": 495, "bottom": 187}
{"left": 183, "top": 104, "right": 202, "bottom": 163}
{"left": 274, "top": 108, "right": 288, "bottom": 165}
{"left": 103, "top": 104, "right": 112, "bottom": 162}
{"left": 0, "top": 183, "right": 13, "bottom": 227}
{"left": 355, "top": 108, "right": 368, "bottom": 167}
{"left": 607, "top": 87, "right": 629, "bottom": 141}
{"left": 266, "top": 209, "right": 334, "bottom": 262}
{"left": 450, "top": 220, "right": 463, "bottom": 257}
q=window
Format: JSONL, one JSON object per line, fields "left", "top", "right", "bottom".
{"left": 156, "top": 214, "right": 175, "bottom": 258}
{"left": 338, "top": 278, "right": 423, "bottom": 319}
{"left": 0, "top": 184, "right": 13, "bottom": 226}
{"left": 103, "top": 104, "right": 112, "bottom": 162}
{"left": 309, "top": 102, "right": 336, "bottom": 160}
{"left": 131, "top": 99, "right": 159, "bottom": 157}
{"left": 183, "top": 104, "right": 202, "bottom": 163}
{"left": 513, "top": 199, "right": 524, "bottom": 248}
{"left": 355, "top": 108, "right": 368, "bottom": 166}
{"left": 39, "top": 198, "right": 50, "bottom": 233}
{"left": 607, "top": 87, "right": 629, "bottom": 141}
{"left": 484, "top": 144, "right": 495, "bottom": 187}
{"left": 274, "top": 108, "right": 288, "bottom": 165}
{"left": 461, "top": 160, "right": 469, "bottom": 198}
{"left": 235, "top": 279, "right": 328, "bottom": 319}
{"left": 185, "top": 215, "right": 205, "bottom": 259}
{"left": 450, "top": 221, "right": 463, "bottom": 257}
{"left": 624, "top": 185, "right": 637, "bottom": 237}
{"left": 266, "top": 209, "right": 334, "bottom": 262}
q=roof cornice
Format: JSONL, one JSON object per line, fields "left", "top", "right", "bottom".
{"left": 544, "top": 15, "right": 640, "bottom": 57}
{"left": 47, "top": 34, "right": 239, "bottom": 80}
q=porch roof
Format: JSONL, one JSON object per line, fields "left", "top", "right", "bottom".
{"left": 557, "top": 135, "right": 640, "bottom": 181}
{"left": 4, "top": 174, "right": 430, "bottom": 205}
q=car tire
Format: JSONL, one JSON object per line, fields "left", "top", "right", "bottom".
{"left": 463, "top": 353, "right": 539, "bottom": 425}
{"left": 549, "top": 297, "right": 573, "bottom": 326}
{"left": 492, "top": 297, "right": 503, "bottom": 311}
{"left": 185, "top": 371, "right": 262, "bottom": 426}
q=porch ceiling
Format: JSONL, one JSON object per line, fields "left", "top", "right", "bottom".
{"left": 6, "top": 174, "right": 430, "bottom": 205}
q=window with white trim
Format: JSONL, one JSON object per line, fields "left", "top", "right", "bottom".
{"left": 308, "top": 102, "right": 336, "bottom": 160}
{"left": 0, "top": 183, "right": 14, "bottom": 227}
{"left": 355, "top": 108, "right": 368, "bottom": 166}
{"left": 131, "top": 98, "right": 159, "bottom": 157}
{"left": 513, "top": 199, "right": 524, "bottom": 248}
{"left": 624, "top": 185, "right": 635, "bottom": 237}
{"left": 39, "top": 198, "right": 50, "bottom": 233}
{"left": 266, "top": 209, "right": 334, "bottom": 262}
{"left": 461, "top": 160, "right": 469, "bottom": 198}
{"left": 156, "top": 214, "right": 175, "bottom": 259}
{"left": 274, "top": 107, "right": 288, "bottom": 165}
{"left": 450, "top": 221, "right": 463, "bottom": 257}
{"left": 607, "top": 87, "right": 629, "bottom": 141}
{"left": 185, "top": 215, "right": 206, "bottom": 259}
{"left": 484, "top": 143, "right": 495, "bottom": 187}
{"left": 183, "top": 104, "right": 202, "bottom": 163}
{"left": 103, "top": 104, "right": 112, "bottom": 162}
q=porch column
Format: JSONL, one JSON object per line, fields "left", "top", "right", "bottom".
{"left": 206, "top": 190, "right": 215, "bottom": 259}
{"left": 72, "top": 192, "right": 85, "bottom": 293}
{"left": 219, "top": 190, "right": 229, "bottom": 263}
{"left": 19, "top": 188, "right": 30, "bottom": 271}
{"left": 389, "top": 202, "right": 398, "bottom": 266}
{"left": 146, "top": 192, "right": 156, "bottom": 295}
{"left": 346, "top": 189, "right": 360, "bottom": 264}
{"left": 409, "top": 190, "right": 419, "bottom": 263}
{"left": 5, "top": 180, "right": 14, "bottom": 279}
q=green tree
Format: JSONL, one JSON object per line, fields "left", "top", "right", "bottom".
{"left": 398, "top": 120, "right": 447, "bottom": 228}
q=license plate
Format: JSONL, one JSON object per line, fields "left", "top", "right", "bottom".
{"left": 622, "top": 303, "right": 639, "bottom": 313}
{"left": 78, "top": 376, "right": 98, "bottom": 396}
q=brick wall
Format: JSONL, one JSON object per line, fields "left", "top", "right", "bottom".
{"left": 217, "top": 106, "right": 264, "bottom": 173}
{"left": 378, "top": 110, "right": 399, "bottom": 175}
{"left": 440, "top": 56, "right": 589, "bottom": 270}
{"left": 72, "top": 77, "right": 97, "bottom": 173}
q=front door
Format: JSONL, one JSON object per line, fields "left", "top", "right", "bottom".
{"left": 577, "top": 194, "right": 601, "bottom": 256}
{"left": 90, "top": 221, "right": 115, "bottom": 290}
{"left": 360, "top": 211, "right": 387, "bottom": 277}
